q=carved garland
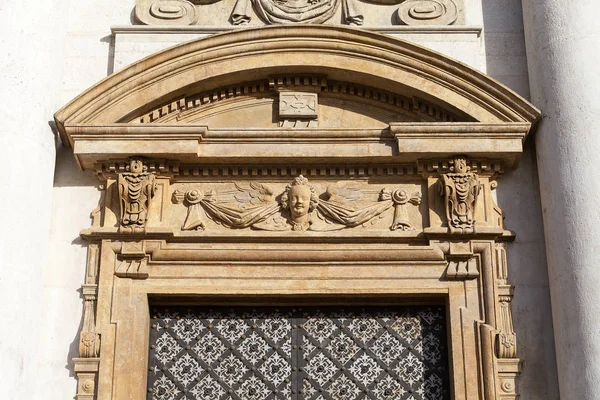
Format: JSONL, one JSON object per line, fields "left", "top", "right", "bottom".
{"left": 173, "top": 175, "right": 422, "bottom": 232}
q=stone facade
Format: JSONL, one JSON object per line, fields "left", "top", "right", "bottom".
{"left": 5, "top": 0, "right": 600, "bottom": 399}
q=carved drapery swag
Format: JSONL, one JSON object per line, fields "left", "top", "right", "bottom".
{"left": 173, "top": 175, "right": 422, "bottom": 232}
{"left": 230, "top": 0, "right": 363, "bottom": 25}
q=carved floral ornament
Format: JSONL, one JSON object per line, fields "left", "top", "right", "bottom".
{"left": 135, "top": 0, "right": 458, "bottom": 26}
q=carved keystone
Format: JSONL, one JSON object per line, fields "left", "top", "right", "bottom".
{"left": 278, "top": 92, "right": 318, "bottom": 128}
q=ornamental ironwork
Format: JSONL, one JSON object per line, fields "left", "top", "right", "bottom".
{"left": 148, "top": 306, "right": 449, "bottom": 399}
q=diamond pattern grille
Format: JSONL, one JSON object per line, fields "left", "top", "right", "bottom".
{"left": 148, "top": 306, "right": 449, "bottom": 400}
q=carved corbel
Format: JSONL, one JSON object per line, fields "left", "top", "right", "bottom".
{"left": 495, "top": 245, "right": 518, "bottom": 359}
{"left": 439, "top": 156, "right": 482, "bottom": 234}
{"left": 117, "top": 157, "right": 157, "bottom": 233}
{"left": 443, "top": 241, "right": 479, "bottom": 280}
{"left": 116, "top": 241, "right": 150, "bottom": 279}
{"left": 79, "top": 243, "right": 101, "bottom": 358}
{"left": 79, "top": 285, "right": 101, "bottom": 358}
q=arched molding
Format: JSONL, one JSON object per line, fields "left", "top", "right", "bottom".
{"left": 55, "top": 26, "right": 539, "bottom": 144}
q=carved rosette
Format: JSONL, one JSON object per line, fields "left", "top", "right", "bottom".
{"left": 117, "top": 157, "right": 157, "bottom": 233}
{"left": 439, "top": 156, "right": 482, "bottom": 234}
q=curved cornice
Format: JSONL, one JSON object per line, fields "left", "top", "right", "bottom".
{"left": 55, "top": 25, "right": 540, "bottom": 144}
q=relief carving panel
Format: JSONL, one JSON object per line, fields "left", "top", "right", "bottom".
{"left": 173, "top": 175, "right": 423, "bottom": 232}
{"left": 134, "top": 0, "right": 461, "bottom": 26}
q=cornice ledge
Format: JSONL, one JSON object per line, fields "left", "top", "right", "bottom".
{"left": 391, "top": 122, "right": 530, "bottom": 168}
{"left": 110, "top": 25, "right": 483, "bottom": 36}
{"left": 66, "top": 123, "right": 528, "bottom": 171}
{"left": 80, "top": 227, "right": 175, "bottom": 241}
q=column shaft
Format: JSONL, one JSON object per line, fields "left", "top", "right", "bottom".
{"left": 522, "top": 1, "right": 600, "bottom": 398}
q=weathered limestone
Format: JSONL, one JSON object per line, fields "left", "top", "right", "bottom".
{"left": 521, "top": 1, "right": 600, "bottom": 399}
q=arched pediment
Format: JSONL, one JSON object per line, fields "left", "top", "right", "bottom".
{"left": 55, "top": 25, "right": 539, "bottom": 169}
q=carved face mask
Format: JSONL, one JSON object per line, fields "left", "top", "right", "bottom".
{"left": 288, "top": 185, "right": 312, "bottom": 219}
{"left": 130, "top": 159, "right": 143, "bottom": 173}
{"left": 454, "top": 158, "right": 468, "bottom": 174}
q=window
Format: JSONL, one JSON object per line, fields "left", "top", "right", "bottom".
{"left": 148, "top": 305, "right": 449, "bottom": 400}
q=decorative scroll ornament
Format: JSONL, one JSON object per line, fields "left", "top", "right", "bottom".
{"left": 135, "top": 0, "right": 199, "bottom": 25}
{"left": 439, "top": 156, "right": 481, "bottom": 234}
{"left": 118, "top": 158, "right": 157, "bottom": 233}
{"left": 379, "top": 189, "right": 422, "bottom": 231}
{"left": 173, "top": 176, "right": 421, "bottom": 232}
{"left": 395, "top": 0, "right": 458, "bottom": 26}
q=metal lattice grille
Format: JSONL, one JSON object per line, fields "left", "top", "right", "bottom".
{"left": 148, "top": 306, "right": 449, "bottom": 400}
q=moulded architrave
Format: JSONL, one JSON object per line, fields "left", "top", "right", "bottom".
{"left": 94, "top": 240, "right": 483, "bottom": 400}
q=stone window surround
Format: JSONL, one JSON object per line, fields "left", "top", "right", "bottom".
{"left": 55, "top": 26, "right": 539, "bottom": 400}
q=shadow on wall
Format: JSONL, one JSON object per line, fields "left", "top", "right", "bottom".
{"left": 51, "top": 132, "right": 100, "bottom": 381}
{"left": 481, "top": 1, "right": 560, "bottom": 398}
{"left": 53, "top": 142, "right": 99, "bottom": 188}
{"left": 66, "top": 287, "right": 85, "bottom": 379}
{"left": 100, "top": 34, "right": 116, "bottom": 76}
